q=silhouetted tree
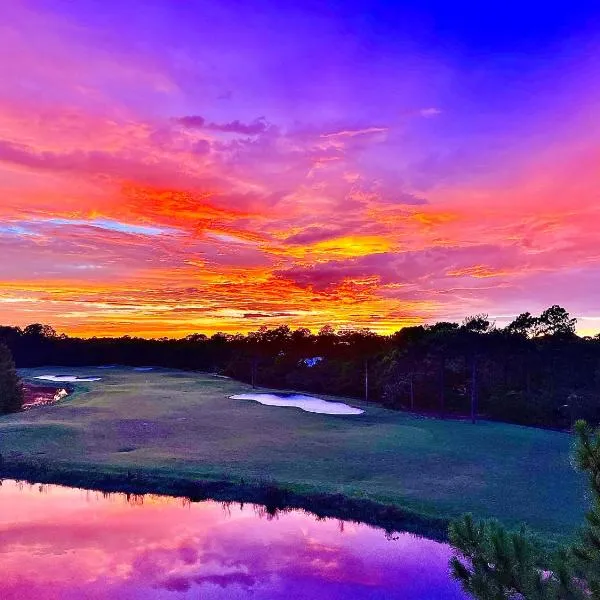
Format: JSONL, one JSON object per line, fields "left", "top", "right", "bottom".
{"left": 506, "top": 312, "right": 538, "bottom": 338}
{"left": 23, "top": 323, "right": 57, "bottom": 339}
{"left": 536, "top": 305, "right": 577, "bottom": 338}
{"left": 460, "top": 315, "right": 493, "bottom": 424}
{"left": 0, "top": 343, "right": 23, "bottom": 415}
{"left": 427, "top": 322, "right": 460, "bottom": 418}
{"left": 384, "top": 326, "right": 428, "bottom": 410}
{"left": 0, "top": 304, "right": 597, "bottom": 430}
{"left": 338, "top": 328, "right": 383, "bottom": 402}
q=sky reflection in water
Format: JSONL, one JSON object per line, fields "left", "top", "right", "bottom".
{"left": 0, "top": 480, "right": 467, "bottom": 599}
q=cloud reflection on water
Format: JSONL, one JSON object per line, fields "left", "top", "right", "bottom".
{"left": 0, "top": 480, "right": 466, "bottom": 599}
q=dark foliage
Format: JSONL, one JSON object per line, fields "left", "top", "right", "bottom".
{"left": 1, "top": 305, "right": 598, "bottom": 428}
{"left": 449, "top": 420, "right": 600, "bottom": 599}
{"left": 0, "top": 342, "right": 24, "bottom": 414}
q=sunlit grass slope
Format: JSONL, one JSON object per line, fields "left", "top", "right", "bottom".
{"left": 0, "top": 367, "right": 587, "bottom": 540}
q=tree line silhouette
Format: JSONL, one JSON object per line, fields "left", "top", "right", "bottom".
{"left": 1, "top": 305, "right": 599, "bottom": 428}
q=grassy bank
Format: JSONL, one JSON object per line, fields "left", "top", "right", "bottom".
{"left": 0, "top": 456, "right": 450, "bottom": 540}
{"left": 0, "top": 367, "right": 588, "bottom": 543}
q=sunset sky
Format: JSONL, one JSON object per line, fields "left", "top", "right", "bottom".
{"left": 1, "top": 1, "right": 599, "bottom": 337}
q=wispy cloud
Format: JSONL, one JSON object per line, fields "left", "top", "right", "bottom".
{"left": 41, "top": 218, "right": 179, "bottom": 236}
{"left": 0, "top": 224, "right": 37, "bottom": 236}
{"left": 321, "top": 127, "right": 388, "bottom": 139}
{"left": 176, "top": 115, "right": 269, "bottom": 135}
{"left": 419, "top": 108, "right": 442, "bottom": 118}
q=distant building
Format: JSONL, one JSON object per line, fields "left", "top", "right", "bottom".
{"left": 53, "top": 388, "right": 69, "bottom": 401}
{"left": 301, "top": 357, "right": 324, "bottom": 368}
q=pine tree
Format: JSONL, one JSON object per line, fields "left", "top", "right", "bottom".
{"left": 572, "top": 420, "right": 600, "bottom": 597}
{"left": 449, "top": 516, "right": 584, "bottom": 599}
{"left": 0, "top": 342, "right": 23, "bottom": 415}
{"left": 449, "top": 419, "right": 600, "bottom": 599}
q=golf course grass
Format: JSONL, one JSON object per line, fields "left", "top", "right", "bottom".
{"left": 0, "top": 366, "right": 588, "bottom": 543}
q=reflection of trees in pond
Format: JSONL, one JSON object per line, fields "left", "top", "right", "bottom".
{"left": 0, "top": 478, "right": 465, "bottom": 599}
{"left": 0, "top": 470, "right": 445, "bottom": 542}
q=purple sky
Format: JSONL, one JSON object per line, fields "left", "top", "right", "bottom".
{"left": 1, "top": 0, "right": 599, "bottom": 336}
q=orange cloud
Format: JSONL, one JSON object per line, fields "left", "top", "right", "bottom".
{"left": 1, "top": 1, "right": 599, "bottom": 336}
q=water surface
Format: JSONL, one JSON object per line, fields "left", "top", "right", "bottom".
{"left": 22, "top": 383, "right": 70, "bottom": 409}
{"left": 0, "top": 480, "right": 467, "bottom": 599}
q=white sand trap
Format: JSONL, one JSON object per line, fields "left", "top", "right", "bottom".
{"left": 34, "top": 375, "right": 102, "bottom": 383}
{"left": 231, "top": 393, "right": 364, "bottom": 415}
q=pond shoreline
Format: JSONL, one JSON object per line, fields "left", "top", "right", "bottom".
{"left": 4, "top": 367, "right": 583, "bottom": 547}
{"left": 0, "top": 455, "right": 449, "bottom": 541}
{"left": 22, "top": 382, "right": 74, "bottom": 409}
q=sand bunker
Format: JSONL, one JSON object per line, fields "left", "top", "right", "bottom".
{"left": 34, "top": 375, "right": 102, "bottom": 383}
{"left": 231, "top": 393, "right": 364, "bottom": 415}
{"left": 133, "top": 367, "right": 154, "bottom": 372}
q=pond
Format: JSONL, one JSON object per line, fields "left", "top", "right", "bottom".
{"left": 231, "top": 392, "right": 364, "bottom": 415}
{"left": 0, "top": 480, "right": 468, "bottom": 599}
{"left": 22, "top": 383, "right": 71, "bottom": 409}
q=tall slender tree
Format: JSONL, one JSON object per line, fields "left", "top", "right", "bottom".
{"left": 427, "top": 322, "right": 460, "bottom": 418}
{"left": 461, "top": 315, "right": 493, "bottom": 424}
{"left": 0, "top": 342, "right": 23, "bottom": 415}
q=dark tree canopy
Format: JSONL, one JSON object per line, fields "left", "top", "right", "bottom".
{"left": 506, "top": 312, "right": 538, "bottom": 338}
{"left": 506, "top": 306, "right": 578, "bottom": 339}
{"left": 537, "top": 305, "right": 578, "bottom": 337}
{"left": 462, "top": 314, "right": 493, "bottom": 334}
{"left": 1, "top": 304, "right": 598, "bottom": 429}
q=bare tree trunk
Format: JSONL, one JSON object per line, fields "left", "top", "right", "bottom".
{"left": 409, "top": 372, "right": 415, "bottom": 411}
{"left": 471, "top": 355, "right": 478, "bottom": 424}
{"left": 549, "top": 352, "right": 556, "bottom": 402}
{"left": 525, "top": 352, "right": 531, "bottom": 403}
{"left": 251, "top": 357, "right": 257, "bottom": 389}
{"left": 439, "top": 357, "right": 445, "bottom": 419}
{"left": 364, "top": 358, "right": 369, "bottom": 402}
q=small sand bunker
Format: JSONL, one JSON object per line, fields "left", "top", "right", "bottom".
{"left": 231, "top": 393, "right": 364, "bottom": 415}
{"left": 34, "top": 375, "right": 101, "bottom": 383}
{"left": 133, "top": 367, "right": 154, "bottom": 371}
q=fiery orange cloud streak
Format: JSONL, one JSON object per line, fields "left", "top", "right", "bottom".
{"left": 1, "top": 1, "right": 599, "bottom": 336}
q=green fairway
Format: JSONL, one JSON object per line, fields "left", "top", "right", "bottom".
{"left": 0, "top": 366, "right": 587, "bottom": 541}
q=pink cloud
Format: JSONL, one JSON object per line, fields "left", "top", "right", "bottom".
{"left": 0, "top": 1, "right": 599, "bottom": 335}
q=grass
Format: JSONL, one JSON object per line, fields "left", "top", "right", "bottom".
{"left": 0, "top": 366, "right": 588, "bottom": 543}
